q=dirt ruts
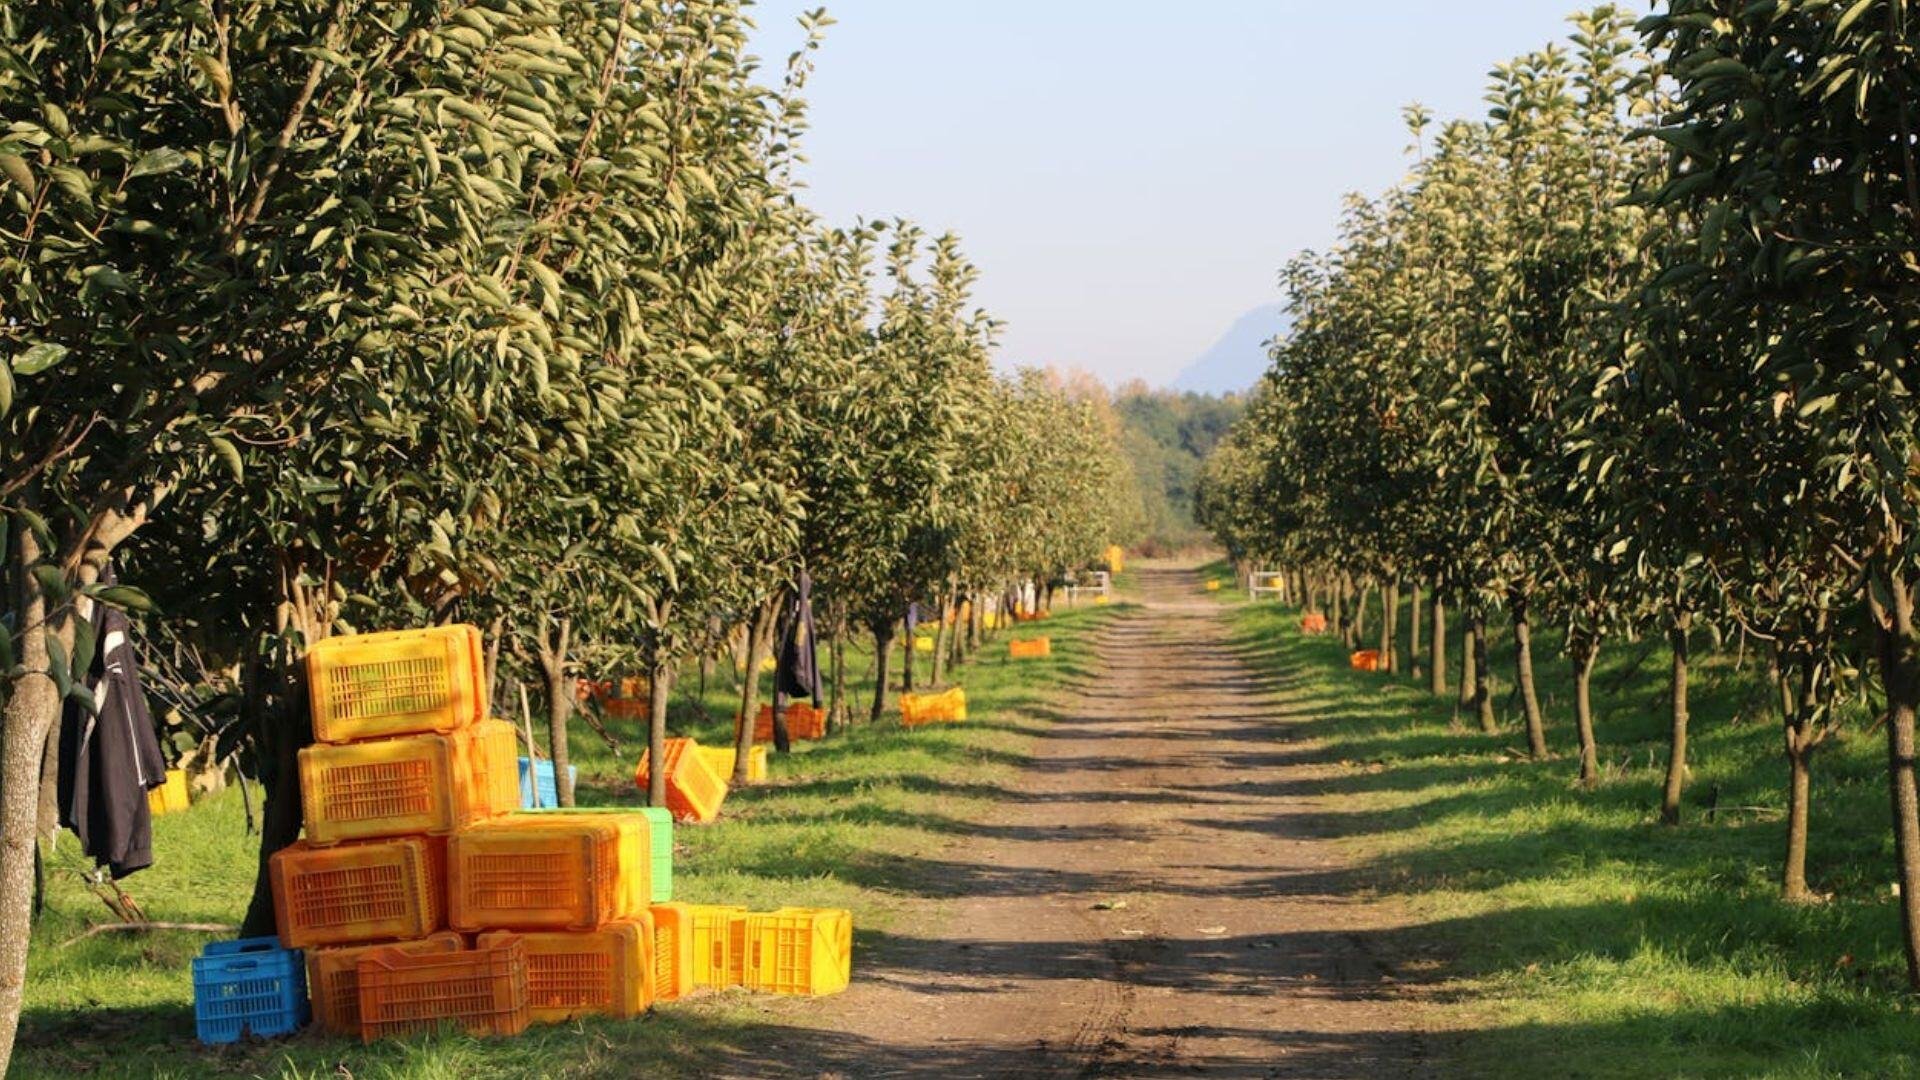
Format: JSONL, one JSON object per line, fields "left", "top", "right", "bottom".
{"left": 721, "top": 560, "right": 1432, "bottom": 1079}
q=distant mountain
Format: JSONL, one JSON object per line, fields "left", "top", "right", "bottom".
{"left": 1168, "top": 304, "right": 1287, "bottom": 395}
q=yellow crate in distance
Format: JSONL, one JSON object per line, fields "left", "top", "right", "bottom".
{"left": 146, "top": 769, "right": 189, "bottom": 816}
{"left": 307, "top": 625, "right": 487, "bottom": 743}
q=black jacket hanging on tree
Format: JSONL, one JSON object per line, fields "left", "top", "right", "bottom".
{"left": 772, "top": 570, "right": 823, "bottom": 753}
{"left": 57, "top": 569, "right": 167, "bottom": 880}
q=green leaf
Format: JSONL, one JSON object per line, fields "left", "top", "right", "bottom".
{"left": 127, "top": 147, "right": 187, "bottom": 179}
{"left": 0, "top": 153, "right": 35, "bottom": 198}
{"left": 12, "top": 343, "right": 70, "bottom": 376}
{"left": 92, "top": 584, "right": 158, "bottom": 614}
{"left": 209, "top": 436, "right": 244, "bottom": 482}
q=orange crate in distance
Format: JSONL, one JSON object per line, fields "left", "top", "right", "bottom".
{"left": 307, "top": 933, "right": 464, "bottom": 1036}
{"left": 356, "top": 937, "right": 530, "bottom": 1042}
{"left": 1008, "top": 637, "right": 1051, "bottom": 660}
{"left": 478, "top": 916, "right": 654, "bottom": 1023}
{"left": 298, "top": 719, "right": 518, "bottom": 845}
{"left": 1349, "top": 649, "right": 1383, "bottom": 672}
{"left": 270, "top": 836, "right": 445, "bottom": 950}
{"left": 632, "top": 738, "right": 729, "bottom": 824}
{"left": 307, "top": 625, "right": 488, "bottom": 743}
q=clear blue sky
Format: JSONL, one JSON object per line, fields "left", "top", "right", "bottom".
{"left": 749, "top": 1, "right": 1593, "bottom": 388}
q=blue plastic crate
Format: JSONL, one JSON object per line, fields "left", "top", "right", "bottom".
{"left": 518, "top": 756, "right": 579, "bottom": 809}
{"left": 192, "top": 936, "right": 308, "bottom": 1044}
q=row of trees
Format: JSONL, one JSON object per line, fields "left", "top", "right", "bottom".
{"left": 0, "top": 1, "right": 1133, "bottom": 1069}
{"left": 1199, "top": 1, "right": 1920, "bottom": 985}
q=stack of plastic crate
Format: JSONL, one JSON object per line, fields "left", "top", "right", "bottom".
{"left": 451, "top": 810, "right": 661, "bottom": 1023}
{"left": 268, "top": 624, "right": 529, "bottom": 1040}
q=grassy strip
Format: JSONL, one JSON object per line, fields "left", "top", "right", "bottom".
{"left": 1224, "top": 589, "right": 1920, "bottom": 1079}
{"left": 15, "top": 604, "right": 1116, "bottom": 1079}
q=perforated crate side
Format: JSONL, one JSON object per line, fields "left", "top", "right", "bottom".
{"left": 356, "top": 938, "right": 530, "bottom": 1042}
{"left": 192, "top": 937, "right": 309, "bottom": 1045}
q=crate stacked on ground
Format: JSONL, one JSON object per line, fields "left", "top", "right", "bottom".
{"left": 268, "top": 624, "right": 528, "bottom": 1040}
{"left": 449, "top": 810, "right": 662, "bottom": 1024}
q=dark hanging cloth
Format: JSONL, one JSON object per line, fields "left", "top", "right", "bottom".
{"left": 57, "top": 567, "right": 167, "bottom": 880}
{"left": 772, "top": 571, "right": 823, "bottom": 753}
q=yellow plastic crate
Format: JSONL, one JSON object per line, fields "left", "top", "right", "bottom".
{"left": 306, "top": 625, "right": 487, "bottom": 743}
{"left": 742, "top": 908, "right": 852, "bottom": 996}
{"left": 299, "top": 720, "right": 518, "bottom": 845}
{"left": 146, "top": 769, "right": 189, "bottom": 816}
{"left": 477, "top": 916, "right": 654, "bottom": 1023}
{"left": 900, "top": 687, "right": 968, "bottom": 727}
{"left": 1008, "top": 637, "right": 1051, "bottom": 660}
{"left": 648, "top": 902, "right": 695, "bottom": 1002}
{"left": 695, "top": 745, "right": 767, "bottom": 783}
{"left": 687, "top": 904, "right": 748, "bottom": 989}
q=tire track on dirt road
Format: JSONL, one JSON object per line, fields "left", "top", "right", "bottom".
{"left": 723, "top": 559, "right": 1433, "bottom": 1078}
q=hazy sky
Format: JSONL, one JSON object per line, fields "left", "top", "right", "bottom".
{"left": 749, "top": 2, "right": 1592, "bottom": 387}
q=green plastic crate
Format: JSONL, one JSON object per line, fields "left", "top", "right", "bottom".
{"left": 640, "top": 806, "right": 673, "bottom": 902}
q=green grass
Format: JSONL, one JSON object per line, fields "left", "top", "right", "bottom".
{"left": 16, "top": 604, "right": 1119, "bottom": 1079}
{"left": 1226, "top": 593, "right": 1920, "bottom": 1079}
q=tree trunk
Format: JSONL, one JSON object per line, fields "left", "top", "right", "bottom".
{"left": 869, "top": 622, "right": 895, "bottom": 725}
{"left": 1379, "top": 581, "right": 1398, "bottom": 673}
{"left": 1334, "top": 575, "right": 1350, "bottom": 648}
{"left": 1780, "top": 647, "right": 1824, "bottom": 903}
{"left": 968, "top": 594, "right": 982, "bottom": 653}
{"left": 485, "top": 615, "right": 506, "bottom": 715}
{"left": 1, "top": 529, "right": 62, "bottom": 1073}
{"left": 1783, "top": 728, "right": 1814, "bottom": 902}
{"left": 1511, "top": 590, "right": 1549, "bottom": 759}
{"left": 537, "top": 616, "right": 575, "bottom": 807}
{"left": 1457, "top": 603, "right": 1476, "bottom": 711}
{"left": 734, "top": 600, "right": 777, "bottom": 784}
{"left": 1430, "top": 594, "right": 1448, "bottom": 697}
{"left": 1871, "top": 568, "right": 1920, "bottom": 987}
{"left": 1661, "top": 612, "right": 1691, "bottom": 825}
{"left": 931, "top": 591, "right": 954, "bottom": 687}
{"left": 827, "top": 615, "right": 847, "bottom": 732}
{"left": 900, "top": 616, "right": 915, "bottom": 693}
{"left": 1353, "top": 580, "right": 1370, "bottom": 646}
{"left": 1472, "top": 614, "right": 1497, "bottom": 735}
{"left": 1409, "top": 583, "right": 1423, "bottom": 680}
{"left": 1572, "top": 634, "right": 1600, "bottom": 788}
{"left": 646, "top": 657, "right": 672, "bottom": 809}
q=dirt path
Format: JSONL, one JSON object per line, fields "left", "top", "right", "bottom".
{"left": 728, "top": 560, "right": 1432, "bottom": 1078}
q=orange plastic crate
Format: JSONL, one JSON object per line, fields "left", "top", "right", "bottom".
{"left": 735, "top": 702, "right": 826, "bottom": 743}
{"left": 503, "top": 811, "right": 652, "bottom": 919}
{"left": 356, "top": 937, "right": 529, "bottom": 1042}
{"left": 477, "top": 917, "right": 654, "bottom": 1023}
{"left": 1302, "top": 611, "right": 1329, "bottom": 634}
{"left": 687, "top": 904, "right": 749, "bottom": 989}
{"left": 299, "top": 720, "right": 518, "bottom": 845}
{"left": 270, "top": 836, "right": 445, "bottom": 949}
{"left": 307, "top": 625, "right": 487, "bottom": 743}
{"left": 1350, "top": 649, "right": 1384, "bottom": 672}
{"left": 1008, "top": 637, "right": 1052, "bottom": 660}
{"left": 449, "top": 817, "right": 629, "bottom": 932}
{"left": 632, "top": 738, "right": 729, "bottom": 824}
{"left": 307, "top": 932, "right": 464, "bottom": 1036}
{"left": 742, "top": 908, "right": 852, "bottom": 996}
{"left": 649, "top": 903, "right": 695, "bottom": 1002}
